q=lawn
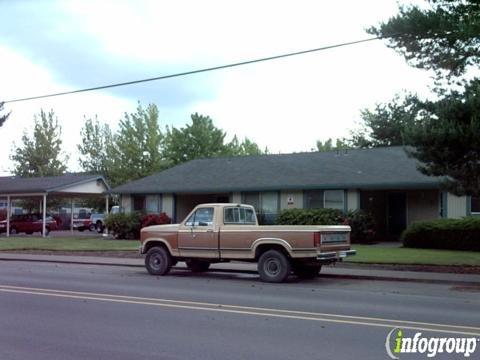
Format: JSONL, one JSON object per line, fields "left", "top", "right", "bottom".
{"left": 347, "top": 244, "right": 480, "bottom": 266}
{"left": 0, "top": 237, "right": 139, "bottom": 251}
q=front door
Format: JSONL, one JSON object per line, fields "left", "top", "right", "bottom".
{"left": 178, "top": 207, "right": 219, "bottom": 258}
{"left": 388, "top": 192, "right": 407, "bottom": 238}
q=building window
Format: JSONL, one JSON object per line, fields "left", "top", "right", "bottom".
{"left": 242, "top": 191, "right": 279, "bottom": 224}
{"left": 133, "top": 195, "right": 145, "bottom": 212}
{"left": 324, "top": 190, "right": 345, "bottom": 210}
{"left": 304, "top": 190, "right": 324, "bottom": 209}
{"left": 146, "top": 195, "right": 160, "bottom": 214}
{"left": 472, "top": 196, "right": 480, "bottom": 214}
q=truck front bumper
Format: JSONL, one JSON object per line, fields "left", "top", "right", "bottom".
{"left": 317, "top": 250, "right": 356, "bottom": 261}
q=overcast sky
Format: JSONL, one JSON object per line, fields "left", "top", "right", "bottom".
{"left": 0, "top": 0, "right": 436, "bottom": 176}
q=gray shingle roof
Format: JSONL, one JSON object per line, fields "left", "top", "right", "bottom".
{"left": 111, "top": 146, "right": 440, "bottom": 194}
{"left": 0, "top": 174, "right": 109, "bottom": 195}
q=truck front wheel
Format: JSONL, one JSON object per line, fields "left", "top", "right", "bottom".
{"left": 145, "top": 247, "right": 173, "bottom": 276}
{"left": 258, "top": 250, "right": 291, "bottom": 283}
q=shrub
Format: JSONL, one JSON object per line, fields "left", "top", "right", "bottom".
{"left": 276, "top": 208, "right": 375, "bottom": 243}
{"left": 344, "top": 210, "right": 376, "bottom": 243}
{"left": 105, "top": 212, "right": 142, "bottom": 239}
{"left": 105, "top": 212, "right": 172, "bottom": 239}
{"left": 402, "top": 217, "right": 480, "bottom": 251}
{"left": 0, "top": 208, "right": 6, "bottom": 221}
{"left": 141, "top": 213, "right": 171, "bottom": 228}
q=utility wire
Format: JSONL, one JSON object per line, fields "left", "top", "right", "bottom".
{"left": 3, "top": 35, "right": 392, "bottom": 104}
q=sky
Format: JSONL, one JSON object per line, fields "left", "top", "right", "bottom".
{"left": 0, "top": 0, "right": 436, "bottom": 176}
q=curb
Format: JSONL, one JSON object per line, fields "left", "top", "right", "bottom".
{"left": 1, "top": 256, "right": 478, "bottom": 286}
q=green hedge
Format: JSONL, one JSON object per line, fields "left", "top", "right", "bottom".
{"left": 402, "top": 217, "right": 480, "bottom": 251}
{"left": 276, "top": 208, "right": 375, "bottom": 243}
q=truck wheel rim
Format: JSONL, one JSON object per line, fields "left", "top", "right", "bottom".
{"left": 150, "top": 254, "right": 162, "bottom": 270}
{"left": 264, "top": 258, "right": 280, "bottom": 276}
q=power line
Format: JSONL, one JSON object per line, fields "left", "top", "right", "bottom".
{"left": 3, "top": 35, "right": 388, "bottom": 104}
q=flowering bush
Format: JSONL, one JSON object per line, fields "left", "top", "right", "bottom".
{"left": 141, "top": 213, "right": 171, "bottom": 228}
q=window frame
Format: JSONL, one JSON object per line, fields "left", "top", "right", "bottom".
{"left": 184, "top": 207, "right": 215, "bottom": 227}
{"left": 223, "top": 206, "right": 257, "bottom": 225}
{"left": 323, "top": 190, "right": 345, "bottom": 210}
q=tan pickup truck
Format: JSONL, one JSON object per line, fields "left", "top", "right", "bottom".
{"left": 140, "top": 203, "right": 356, "bottom": 283}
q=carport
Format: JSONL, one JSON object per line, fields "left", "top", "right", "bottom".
{"left": 0, "top": 174, "right": 110, "bottom": 237}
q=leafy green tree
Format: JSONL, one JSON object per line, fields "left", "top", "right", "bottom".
{"left": 405, "top": 79, "right": 480, "bottom": 196}
{"left": 10, "top": 109, "right": 68, "bottom": 177}
{"left": 0, "top": 102, "right": 10, "bottom": 127}
{"left": 107, "top": 103, "right": 166, "bottom": 187}
{"left": 77, "top": 116, "right": 113, "bottom": 176}
{"left": 349, "top": 94, "right": 421, "bottom": 148}
{"left": 164, "top": 113, "right": 228, "bottom": 165}
{"left": 316, "top": 138, "right": 350, "bottom": 152}
{"left": 368, "top": 1, "right": 480, "bottom": 196}
{"left": 368, "top": 0, "right": 480, "bottom": 81}
{"left": 226, "top": 135, "right": 268, "bottom": 156}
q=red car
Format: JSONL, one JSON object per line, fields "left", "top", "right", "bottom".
{"left": 0, "top": 213, "right": 58, "bottom": 235}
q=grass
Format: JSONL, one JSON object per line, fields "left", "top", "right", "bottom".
{"left": 0, "top": 237, "right": 139, "bottom": 251}
{"left": 1, "top": 237, "right": 479, "bottom": 266}
{"left": 347, "top": 244, "right": 480, "bottom": 266}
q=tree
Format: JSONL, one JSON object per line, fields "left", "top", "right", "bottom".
{"left": 405, "top": 79, "right": 480, "bottom": 196}
{"left": 226, "top": 136, "right": 268, "bottom": 156}
{"left": 315, "top": 138, "right": 350, "bottom": 152}
{"left": 0, "top": 102, "right": 10, "bottom": 127}
{"left": 106, "top": 103, "right": 166, "bottom": 187}
{"left": 77, "top": 116, "right": 113, "bottom": 176}
{"left": 10, "top": 109, "right": 68, "bottom": 177}
{"left": 368, "top": 0, "right": 480, "bottom": 81}
{"left": 164, "top": 113, "right": 228, "bottom": 165}
{"left": 348, "top": 94, "right": 422, "bottom": 148}
{"left": 368, "top": 1, "right": 480, "bottom": 196}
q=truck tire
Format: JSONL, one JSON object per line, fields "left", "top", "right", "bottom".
{"left": 186, "top": 259, "right": 210, "bottom": 273}
{"left": 258, "top": 250, "right": 291, "bottom": 283}
{"left": 294, "top": 265, "right": 321, "bottom": 279}
{"left": 145, "top": 247, "right": 172, "bottom": 276}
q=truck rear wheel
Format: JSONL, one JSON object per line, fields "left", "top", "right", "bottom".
{"left": 186, "top": 259, "right": 210, "bottom": 272}
{"left": 145, "top": 247, "right": 172, "bottom": 276}
{"left": 258, "top": 250, "right": 291, "bottom": 283}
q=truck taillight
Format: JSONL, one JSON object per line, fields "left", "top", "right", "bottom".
{"left": 314, "top": 232, "right": 321, "bottom": 247}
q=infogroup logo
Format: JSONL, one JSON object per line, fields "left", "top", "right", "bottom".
{"left": 385, "top": 328, "right": 478, "bottom": 359}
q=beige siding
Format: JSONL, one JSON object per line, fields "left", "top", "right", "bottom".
{"left": 280, "top": 190, "right": 303, "bottom": 210}
{"left": 447, "top": 193, "right": 467, "bottom": 219}
{"left": 121, "top": 195, "right": 132, "bottom": 213}
{"left": 347, "top": 190, "right": 360, "bottom": 211}
{"left": 162, "top": 194, "right": 174, "bottom": 218}
{"left": 407, "top": 190, "right": 439, "bottom": 226}
{"left": 231, "top": 192, "right": 242, "bottom": 203}
{"left": 58, "top": 180, "right": 108, "bottom": 194}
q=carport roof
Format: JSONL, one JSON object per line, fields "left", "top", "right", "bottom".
{"left": 0, "top": 174, "right": 110, "bottom": 195}
{"left": 111, "top": 146, "right": 441, "bottom": 194}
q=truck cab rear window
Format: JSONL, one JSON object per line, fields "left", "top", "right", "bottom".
{"left": 224, "top": 207, "right": 256, "bottom": 224}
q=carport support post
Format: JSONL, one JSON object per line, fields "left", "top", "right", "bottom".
{"left": 104, "top": 195, "right": 109, "bottom": 235}
{"left": 6, "top": 195, "right": 10, "bottom": 238}
{"left": 70, "top": 199, "right": 74, "bottom": 233}
{"left": 42, "top": 194, "right": 47, "bottom": 238}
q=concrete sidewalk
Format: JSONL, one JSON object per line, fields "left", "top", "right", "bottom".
{"left": 0, "top": 252, "right": 479, "bottom": 285}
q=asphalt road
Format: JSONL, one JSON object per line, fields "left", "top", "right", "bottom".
{"left": 0, "top": 261, "right": 479, "bottom": 360}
